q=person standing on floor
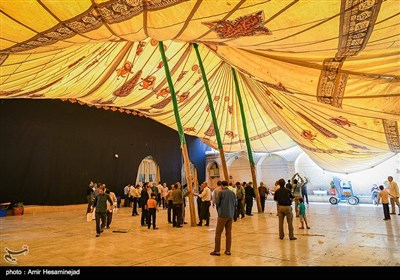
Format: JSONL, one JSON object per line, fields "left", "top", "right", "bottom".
{"left": 86, "top": 181, "right": 94, "bottom": 214}
{"left": 140, "top": 182, "right": 150, "bottom": 226}
{"left": 258, "top": 182, "right": 268, "bottom": 212}
{"left": 123, "top": 183, "right": 130, "bottom": 207}
{"left": 244, "top": 182, "right": 255, "bottom": 216}
{"left": 274, "top": 178, "right": 296, "bottom": 240}
{"left": 131, "top": 184, "right": 140, "bottom": 216}
{"left": 388, "top": 176, "right": 400, "bottom": 215}
{"left": 105, "top": 187, "right": 117, "bottom": 229}
{"left": 90, "top": 185, "right": 114, "bottom": 237}
{"left": 196, "top": 183, "right": 204, "bottom": 223}
{"left": 162, "top": 183, "right": 169, "bottom": 209}
{"left": 377, "top": 185, "right": 390, "bottom": 220}
{"left": 210, "top": 180, "right": 237, "bottom": 256}
{"left": 301, "top": 177, "right": 309, "bottom": 204}
{"left": 196, "top": 181, "right": 211, "bottom": 226}
{"left": 212, "top": 180, "right": 222, "bottom": 210}
{"left": 285, "top": 179, "right": 292, "bottom": 192}
{"left": 167, "top": 184, "right": 175, "bottom": 224}
{"left": 234, "top": 182, "right": 245, "bottom": 221}
{"left": 172, "top": 182, "right": 184, "bottom": 228}
{"left": 297, "top": 197, "right": 310, "bottom": 229}
{"left": 273, "top": 180, "right": 280, "bottom": 216}
{"left": 147, "top": 193, "right": 158, "bottom": 230}
{"left": 291, "top": 173, "right": 304, "bottom": 217}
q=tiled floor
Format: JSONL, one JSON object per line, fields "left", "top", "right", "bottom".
{"left": 1, "top": 201, "right": 399, "bottom": 267}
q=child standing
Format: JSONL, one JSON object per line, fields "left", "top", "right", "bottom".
{"left": 147, "top": 193, "right": 159, "bottom": 229}
{"left": 297, "top": 197, "right": 310, "bottom": 229}
{"left": 377, "top": 185, "right": 390, "bottom": 220}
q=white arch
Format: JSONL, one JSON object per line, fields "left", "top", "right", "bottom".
{"left": 136, "top": 155, "right": 159, "bottom": 185}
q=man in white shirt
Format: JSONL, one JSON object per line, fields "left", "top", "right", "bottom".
{"left": 388, "top": 176, "right": 400, "bottom": 215}
{"left": 123, "top": 184, "right": 130, "bottom": 207}
{"left": 196, "top": 182, "right": 211, "bottom": 226}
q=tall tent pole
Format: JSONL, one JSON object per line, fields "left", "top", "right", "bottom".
{"left": 231, "top": 67, "right": 262, "bottom": 213}
{"left": 193, "top": 43, "right": 229, "bottom": 181}
{"left": 158, "top": 41, "right": 196, "bottom": 226}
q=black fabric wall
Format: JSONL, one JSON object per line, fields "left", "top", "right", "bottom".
{"left": 0, "top": 99, "right": 208, "bottom": 205}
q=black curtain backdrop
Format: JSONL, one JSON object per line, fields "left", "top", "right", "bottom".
{"left": 0, "top": 99, "right": 208, "bottom": 205}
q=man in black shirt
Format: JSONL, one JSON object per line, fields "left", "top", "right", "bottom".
{"left": 244, "top": 182, "right": 255, "bottom": 216}
{"left": 274, "top": 178, "right": 297, "bottom": 240}
{"left": 285, "top": 179, "right": 292, "bottom": 191}
{"left": 86, "top": 181, "right": 94, "bottom": 214}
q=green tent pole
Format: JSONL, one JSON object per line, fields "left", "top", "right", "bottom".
{"left": 231, "top": 67, "right": 262, "bottom": 213}
{"left": 158, "top": 41, "right": 196, "bottom": 226}
{"left": 193, "top": 43, "right": 229, "bottom": 181}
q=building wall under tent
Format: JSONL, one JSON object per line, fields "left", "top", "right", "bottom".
{"left": 0, "top": 99, "right": 208, "bottom": 205}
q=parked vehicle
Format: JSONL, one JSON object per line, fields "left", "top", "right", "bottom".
{"left": 329, "top": 177, "right": 359, "bottom": 205}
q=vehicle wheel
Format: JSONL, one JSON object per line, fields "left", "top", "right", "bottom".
{"left": 329, "top": 197, "right": 338, "bottom": 205}
{"left": 355, "top": 196, "right": 360, "bottom": 204}
{"left": 348, "top": 196, "right": 358, "bottom": 205}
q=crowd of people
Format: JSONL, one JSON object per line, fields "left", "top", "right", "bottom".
{"left": 85, "top": 174, "right": 399, "bottom": 254}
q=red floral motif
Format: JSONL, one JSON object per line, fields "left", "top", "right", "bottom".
{"left": 301, "top": 130, "right": 316, "bottom": 141}
{"left": 329, "top": 116, "right": 356, "bottom": 127}
{"left": 156, "top": 87, "right": 170, "bottom": 98}
{"left": 204, "top": 123, "right": 215, "bottom": 136}
{"left": 136, "top": 41, "right": 146, "bottom": 56}
{"left": 139, "top": 75, "right": 156, "bottom": 90}
{"left": 202, "top": 11, "right": 272, "bottom": 39}
{"left": 225, "top": 131, "right": 236, "bottom": 139}
{"left": 184, "top": 127, "right": 196, "bottom": 132}
{"left": 178, "top": 91, "right": 190, "bottom": 103}
{"left": 150, "top": 39, "right": 158, "bottom": 46}
{"left": 177, "top": 71, "right": 187, "bottom": 82}
{"left": 193, "top": 77, "right": 202, "bottom": 86}
{"left": 116, "top": 61, "right": 133, "bottom": 79}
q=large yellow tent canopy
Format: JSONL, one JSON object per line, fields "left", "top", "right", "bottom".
{"left": 1, "top": 0, "right": 399, "bottom": 173}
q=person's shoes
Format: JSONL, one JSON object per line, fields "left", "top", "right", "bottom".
{"left": 224, "top": 251, "right": 231, "bottom": 255}
{"left": 105, "top": 226, "right": 110, "bottom": 229}
{"left": 176, "top": 225, "right": 183, "bottom": 228}
{"left": 148, "top": 227, "right": 150, "bottom": 229}
{"left": 279, "top": 237, "right": 284, "bottom": 240}
{"left": 299, "top": 227, "right": 304, "bottom": 229}
{"left": 96, "top": 233, "right": 100, "bottom": 237}
{"left": 306, "top": 227, "right": 311, "bottom": 229}
{"left": 210, "top": 251, "right": 220, "bottom": 256}
{"left": 205, "top": 224, "right": 209, "bottom": 226}
{"left": 248, "top": 214, "right": 253, "bottom": 216}
{"left": 398, "top": 214, "right": 400, "bottom": 216}
{"left": 197, "top": 223, "right": 202, "bottom": 226}
{"left": 290, "top": 237, "right": 297, "bottom": 240}
{"left": 154, "top": 228, "right": 158, "bottom": 230}
{"left": 183, "top": 222, "right": 188, "bottom": 224}
{"left": 390, "top": 213, "right": 395, "bottom": 215}
{"left": 383, "top": 219, "right": 390, "bottom": 220}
